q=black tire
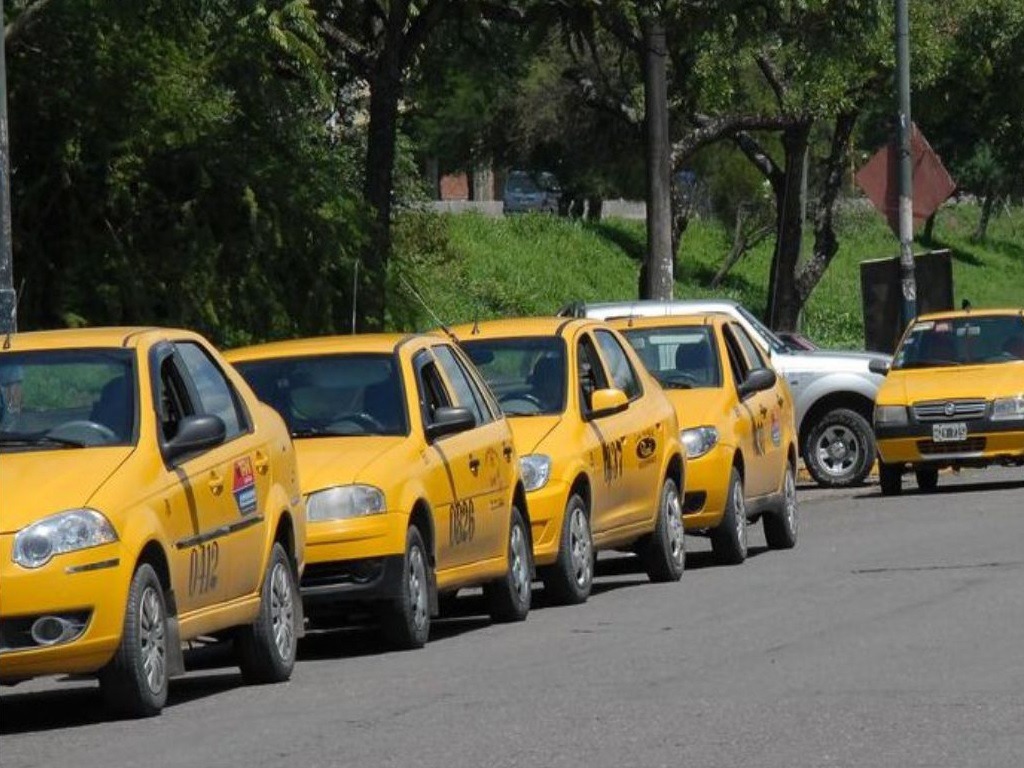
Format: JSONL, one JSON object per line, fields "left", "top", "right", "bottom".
{"left": 879, "top": 462, "right": 903, "bottom": 496}
{"left": 640, "top": 477, "right": 686, "bottom": 582}
{"left": 484, "top": 505, "right": 532, "bottom": 623}
{"left": 764, "top": 462, "right": 798, "bottom": 550}
{"left": 916, "top": 468, "right": 939, "bottom": 492}
{"left": 541, "top": 493, "right": 593, "bottom": 605}
{"left": 803, "top": 407, "right": 875, "bottom": 488}
{"left": 380, "top": 526, "right": 431, "bottom": 650}
{"left": 99, "top": 563, "right": 169, "bottom": 718}
{"left": 237, "top": 543, "right": 299, "bottom": 684}
{"left": 711, "top": 467, "right": 748, "bottom": 565}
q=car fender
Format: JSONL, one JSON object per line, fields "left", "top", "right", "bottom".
{"left": 789, "top": 371, "right": 881, "bottom": 433}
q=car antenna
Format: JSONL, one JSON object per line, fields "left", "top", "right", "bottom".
{"left": 398, "top": 274, "right": 458, "bottom": 343}
{"left": 2, "top": 279, "right": 25, "bottom": 351}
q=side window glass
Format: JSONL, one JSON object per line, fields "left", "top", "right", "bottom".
{"left": 452, "top": 344, "right": 501, "bottom": 421}
{"left": 433, "top": 344, "right": 488, "bottom": 425}
{"left": 722, "top": 326, "right": 752, "bottom": 388}
{"left": 414, "top": 352, "right": 452, "bottom": 427}
{"left": 175, "top": 343, "right": 246, "bottom": 439}
{"left": 158, "top": 356, "right": 193, "bottom": 442}
{"left": 576, "top": 334, "right": 609, "bottom": 415}
{"left": 732, "top": 324, "right": 768, "bottom": 369}
{"left": 594, "top": 329, "right": 642, "bottom": 399}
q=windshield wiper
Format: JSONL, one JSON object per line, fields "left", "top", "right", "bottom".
{"left": 897, "top": 359, "right": 962, "bottom": 369}
{"left": 659, "top": 381, "right": 693, "bottom": 389}
{"left": 290, "top": 427, "right": 352, "bottom": 438}
{"left": 0, "top": 432, "right": 89, "bottom": 448}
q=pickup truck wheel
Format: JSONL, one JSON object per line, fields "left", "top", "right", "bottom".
{"left": 541, "top": 494, "right": 593, "bottom": 605}
{"left": 711, "top": 468, "right": 747, "bottom": 565}
{"left": 640, "top": 477, "right": 686, "bottom": 582}
{"left": 237, "top": 543, "right": 299, "bottom": 684}
{"left": 915, "top": 468, "right": 939, "bottom": 492}
{"left": 879, "top": 462, "right": 903, "bottom": 496}
{"left": 803, "top": 408, "right": 874, "bottom": 488}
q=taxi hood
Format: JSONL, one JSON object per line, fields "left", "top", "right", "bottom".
{"left": 507, "top": 415, "right": 563, "bottom": 455}
{"left": 663, "top": 388, "right": 732, "bottom": 430}
{"left": 294, "top": 436, "right": 407, "bottom": 493}
{"left": 0, "top": 447, "right": 135, "bottom": 534}
{"left": 884, "top": 364, "right": 1024, "bottom": 404}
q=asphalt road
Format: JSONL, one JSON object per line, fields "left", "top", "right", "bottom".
{"left": 4, "top": 467, "right": 1024, "bottom": 768}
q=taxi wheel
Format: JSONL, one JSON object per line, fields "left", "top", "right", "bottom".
{"left": 711, "top": 468, "right": 748, "bottom": 565}
{"left": 542, "top": 493, "right": 593, "bottom": 605}
{"left": 237, "top": 543, "right": 299, "bottom": 684}
{"left": 916, "top": 468, "right": 939, "bottom": 492}
{"left": 803, "top": 408, "right": 874, "bottom": 488}
{"left": 641, "top": 477, "right": 686, "bottom": 582}
{"left": 764, "top": 462, "right": 798, "bottom": 550}
{"left": 484, "top": 505, "right": 532, "bottom": 623}
{"left": 99, "top": 563, "right": 169, "bottom": 718}
{"left": 879, "top": 462, "right": 903, "bottom": 496}
{"left": 380, "top": 525, "right": 431, "bottom": 650}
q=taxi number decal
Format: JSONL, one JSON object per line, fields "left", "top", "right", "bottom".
{"left": 189, "top": 541, "right": 219, "bottom": 596}
{"left": 450, "top": 498, "right": 476, "bottom": 545}
{"left": 233, "top": 458, "right": 258, "bottom": 517}
{"left": 602, "top": 437, "right": 625, "bottom": 484}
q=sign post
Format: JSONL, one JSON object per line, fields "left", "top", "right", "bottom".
{"left": 0, "top": 0, "right": 15, "bottom": 335}
{"left": 895, "top": 0, "right": 916, "bottom": 329}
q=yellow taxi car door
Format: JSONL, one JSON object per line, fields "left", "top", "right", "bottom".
{"left": 721, "top": 323, "right": 774, "bottom": 496}
{"left": 168, "top": 341, "right": 269, "bottom": 605}
{"left": 592, "top": 328, "right": 664, "bottom": 525}
{"left": 731, "top": 324, "right": 790, "bottom": 481}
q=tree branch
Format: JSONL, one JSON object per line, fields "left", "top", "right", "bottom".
{"left": 755, "top": 51, "right": 787, "bottom": 110}
{"left": 733, "top": 130, "right": 784, "bottom": 186}
{"left": 402, "top": 0, "right": 452, "bottom": 69}
{"left": 671, "top": 113, "right": 794, "bottom": 169}
{"left": 6, "top": 0, "right": 54, "bottom": 43}
{"left": 321, "top": 19, "right": 371, "bottom": 74}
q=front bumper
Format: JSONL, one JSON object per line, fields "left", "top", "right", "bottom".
{"left": 524, "top": 479, "right": 569, "bottom": 567}
{"left": 875, "top": 419, "right": 1024, "bottom": 467}
{"left": 0, "top": 537, "right": 128, "bottom": 681}
{"left": 681, "top": 445, "right": 731, "bottom": 531}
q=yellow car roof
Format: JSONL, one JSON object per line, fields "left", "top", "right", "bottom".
{"left": 451, "top": 317, "right": 596, "bottom": 340}
{"left": 606, "top": 313, "right": 730, "bottom": 331}
{"left": 226, "top": 333, "right": 417, "bottom": 362}
{"left": 1, "top": 327, "right": 193, "bottom": 352}
{"left": 915, "top": 308, "right": 1023, "bottom": 322}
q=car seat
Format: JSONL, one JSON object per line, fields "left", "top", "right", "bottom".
{"left": 528, "top": 355, "right": 564, "bottom": 412}
{"left": 90, "top": 376, "right": 132, "bottom": 441}
{"left": 675, "top": 340, "right": 713, "bottom": 385}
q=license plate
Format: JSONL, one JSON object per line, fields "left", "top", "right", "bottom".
{"left": 932, "top": 422, "right": 967, "bottom": 442}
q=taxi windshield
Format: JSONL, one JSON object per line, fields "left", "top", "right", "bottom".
{"left": 234, "top": 353, "right": 408, "bottom": 437}
{"left": 0, "top": 349, "right": 137, "bottom": 450}
{"left": 461, "top": 337, "right": 566, "bottom": 416}
{"left": 894, "top": 314, "right": 1024, "bottom": 370}
{"left": 622, "top": 326, "right": 722, "bottom": 389}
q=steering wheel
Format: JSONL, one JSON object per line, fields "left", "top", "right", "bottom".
{"left": 500, "top": 392, "right": 544, "bottom": 409}
{"left": 665, "top": 371, "right": 700, "bottom": 386}
{"left": 328, "top": 412, "right": 386, "bottom": 432}
{"left": 49, "top": 420, "right": 119, "bottom": 446}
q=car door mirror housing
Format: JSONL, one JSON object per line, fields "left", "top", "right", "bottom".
{"left": 165, "top": 414, "right": 227, "bottom": 463}
{"left": 425, "top": 406, "right": 477, "bottom": 442}
{"left": 868, "top": 358, "right": 891, "bottom": 376}
{"left": 738, "top": 368, "right": 777, "bottom": 399}
{"left": 590, "top": 388, "right": 629, "bottom": 418}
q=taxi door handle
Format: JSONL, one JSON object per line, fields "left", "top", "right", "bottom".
{"left": 503, "top": 446, "right": 513, "bottom": 461}
{"left": 208, "top": 472, "right": 224, "bottom": 496}
{"left": 254, "top": 450, "right": 270, "bottom": 475}
{"left": 776, "top": 396, "right": 784, "bottom": 407}
{"left": 469, "top": 457, "right": 480, "bottom": 474}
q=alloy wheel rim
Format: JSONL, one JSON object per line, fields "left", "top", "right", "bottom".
{"left": 270, "top": 562, "right": 295, "bottom": 661}
{"left": 733, "top": 480, "right": 748, "bottom": 554}
{"left": 785, "top": 468, "right": 798, "bottom": 533}
{"left": 665, "top": 486, "right": 685, "bottom": 567}
{"left": 139, "top": 586, "right": 167, "bottom": 695}
{"left": 816, "top": 425, "right": 860, "bottom": 477}
{"left": 510, "top": 523, "right": 530, "bottom": 604}
{"left": 408, "top": 546, "right": 428, "bottom": 631}
{"left": 569, "top": 507, "right": 592, "bottom": 588}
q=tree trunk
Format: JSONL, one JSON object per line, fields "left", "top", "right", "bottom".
{"left": 922, "top": 212, "right": 936, "bottom": 243}
{"left": 670, "top": 178, "right": 691, "bottom": 275}
{"left": 359, "top": 58, "right": 403, "bottom": 331}
{"left": 972, "top": 190, "right": 995, "bottom": 243}
{"left": 641, "top": 16, "right": 673, "bottom": 300}
{"left": 766, "top": 120, "right": 812, "bottom": 331}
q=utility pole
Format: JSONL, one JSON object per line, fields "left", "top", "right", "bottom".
{"left": 0, "top": 0, "right": 15, "bottom": 335}
{"left": 642, "top": 14, "right": 673, "bottom": 301}
{"left": 895, "top": 0, "right": 917, "bottom": 329}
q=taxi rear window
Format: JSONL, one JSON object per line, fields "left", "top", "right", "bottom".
{"left": 621, "top": 326, "right": 722, "bottom": 389}
{"left": 0, "top": 349, "right": 137, "bottom": 449}
{"left": 462, "top": 337, "right": 566, "bottom": 416}
{"left": 235, "top": 354, "right": 408, "bottom": 437}
{"left": 894, "top": 315, "right": 1024, "bottom": 369}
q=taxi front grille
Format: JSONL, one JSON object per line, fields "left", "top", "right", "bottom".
{"left": 912, "top": 399, "right": 987, "bottom": 422}
{"left": 917, "top": 437, "right": 987, "bottom": 455}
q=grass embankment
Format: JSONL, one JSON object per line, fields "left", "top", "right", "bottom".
{"left": 393, "top": 204, "right": 1024, "bottom": 349}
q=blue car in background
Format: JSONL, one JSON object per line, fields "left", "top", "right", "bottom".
{"left": 503, "top": 170, "right": 561, "bottom": 214}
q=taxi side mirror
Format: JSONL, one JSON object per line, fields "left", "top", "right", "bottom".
{"left": 869, "top": 358, "right": 891, "bottom": 376}
{"left": 425, "top": 406, "right": 476, "bottom": 442}
{"left": 589, "top": 388, "right": 629, "bottom": 418}
{"left": 165, "top": 414, "right": 226, "bottom": 463}
{"left": 737, "top": 368, "right": 777, "bottom": 399}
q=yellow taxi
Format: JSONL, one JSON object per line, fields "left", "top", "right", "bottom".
{"left": 226, "top": 334, "right": 531, "bottom": 649}
{"left": 0, "top": 328, "right": 305, "bottom": 717}
{"left": 453, "top": 317, "right": 686, "bottom": 605}
{"left": 608, "top": 314, "right": 799, "bottom": 563}
{"left": 873, "top": 308, "right": 1024, "bottom": 495}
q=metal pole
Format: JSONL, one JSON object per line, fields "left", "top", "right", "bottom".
{"left": 896, "top": 0, "right": 917, "bottom": 328}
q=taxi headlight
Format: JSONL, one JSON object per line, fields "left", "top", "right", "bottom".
{"left": 519, "top": 454, "right": 552, "bottom": 492}
{"left": 306, "top": 485, "right": 386, "bottom": 522}
{"left": 991, "top": 395, "right": 1024, "bottom": 421}
{"left": 12, "top": 509, "right": 118, "bottom": 569}
{"left": 681, "top": 426, "right": 718, "bottom": 459}
{"left": 873, "top": 405, "right": 908, "bottom": 426}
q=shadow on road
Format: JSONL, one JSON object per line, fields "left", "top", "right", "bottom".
{"left": 857, "top": 477, "right": 1024, "bottom": 500}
